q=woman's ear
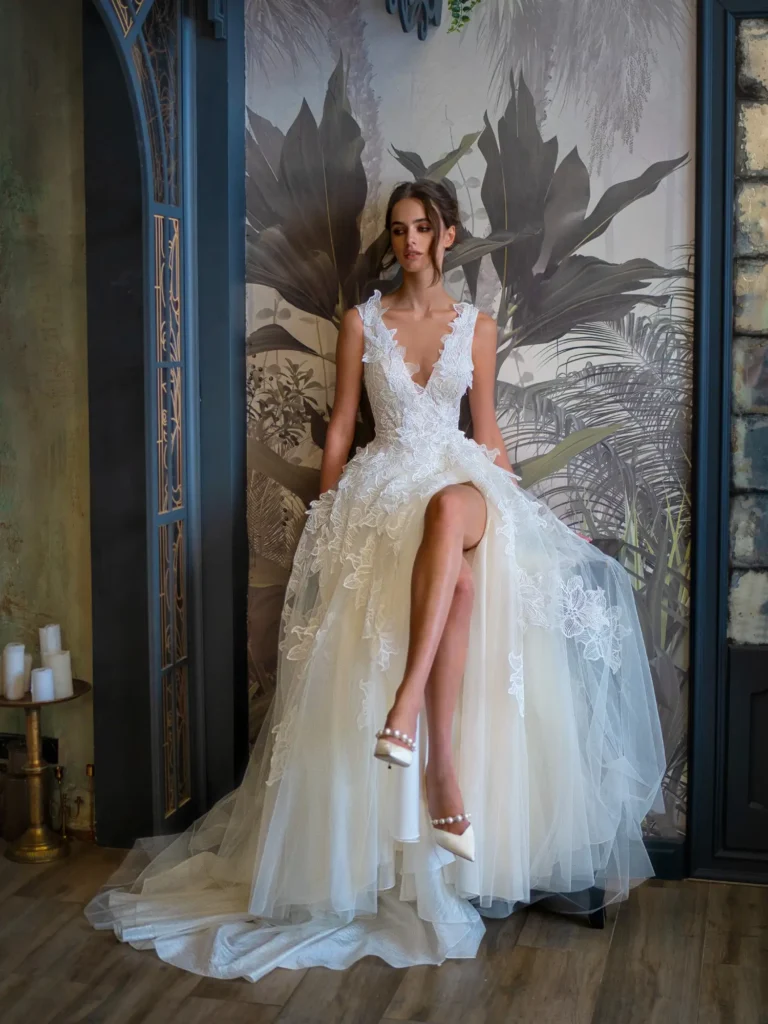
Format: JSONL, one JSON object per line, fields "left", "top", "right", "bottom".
{"left": 444, "top": 224, "right": 457, "bottom": 250}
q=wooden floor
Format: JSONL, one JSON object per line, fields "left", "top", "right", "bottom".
{"left": 0, "top": 840, "right": 766, "bottom": 1024}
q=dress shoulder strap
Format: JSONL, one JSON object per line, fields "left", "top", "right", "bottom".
{"left": 454, "top": 301, "right": 479, "bottom": 368}
{"left": 356, "top": 290, "right": 390, "bottom": 364}
{"left": 354, "top": 289, "right": 380, "bottom": 336}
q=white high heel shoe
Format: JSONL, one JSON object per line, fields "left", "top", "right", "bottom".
{"left": 374, "top": 727, "right": 416, "bottom": 768}
{"left": 431, "top": 812, "right": 475, "bottom": 862}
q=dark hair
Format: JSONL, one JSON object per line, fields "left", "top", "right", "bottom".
{"left": 384, "top": 179, "right": 460, "bottom": 284}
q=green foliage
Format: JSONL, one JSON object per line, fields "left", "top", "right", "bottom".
{"left": 247, "top": 359, "right": 324, "bottom": 454}
{"left": 448, "top": 0, "right": 484, "bottom": 33}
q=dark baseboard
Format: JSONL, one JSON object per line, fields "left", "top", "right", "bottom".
{"left": 646, "top": 837, "right": 687, "bottom": 880}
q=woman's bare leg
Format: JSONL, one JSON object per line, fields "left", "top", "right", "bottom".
{"left": 424, "top": 558, "right": 475, "bottom": 836}
{"left": 381, "top": 484, "right": 486, "bottom": 757}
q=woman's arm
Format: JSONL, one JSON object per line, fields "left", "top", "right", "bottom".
{"left": 319, "top": 308, "right": 365, "bottom": 495}
{"left": 468, "top": 312, "right": 516, "bottom": 476}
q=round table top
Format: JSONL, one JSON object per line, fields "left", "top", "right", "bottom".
{"left": 0, "top": 677, "right": 91, "bottom": 710}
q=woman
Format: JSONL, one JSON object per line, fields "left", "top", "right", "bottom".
{"left": 86, "top": 180, "right": 666, "bottom": 981}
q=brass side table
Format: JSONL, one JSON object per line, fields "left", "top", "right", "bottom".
{"left": 1, "top": 677, "right": 91, "bottom": 863}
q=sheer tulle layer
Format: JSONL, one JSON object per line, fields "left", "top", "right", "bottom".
{"left": 85, "top": 438, "right": 666, "bottom": 982}
{"left": 85, "top": 292, "right": 665, "bottom": 980}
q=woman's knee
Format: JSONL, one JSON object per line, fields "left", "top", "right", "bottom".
{"left": 425, "top": 487, "right": 464, "bottom": 534}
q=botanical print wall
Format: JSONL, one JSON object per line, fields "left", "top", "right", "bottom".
{"left": 245, "top": 0, "right": 694, "bottom": 838}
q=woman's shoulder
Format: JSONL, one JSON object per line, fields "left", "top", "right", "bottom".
{"left": 472, "top": 309, "right": 496, "bottom": 336}
{"left": 341, "top": 306, "right": 365, "bottom": 326}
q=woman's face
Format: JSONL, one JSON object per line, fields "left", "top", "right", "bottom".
{"left": 389, "top": 197, "right": 456, "bottom": 276}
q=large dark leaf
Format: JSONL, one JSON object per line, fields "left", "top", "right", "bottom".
{"left": 317, "top": 56, "right": 368, "bottom": 285}
{"left": 445, "top": 226, "right": 541, "bottom": 304}
{"left": 246, "top": 57, "right": 367, "bottom": 321}
{"left": 504, "top": 256, "right": 678, "bottom": 355}
{"left": 443, "top": 228, "right": 538, "bottom": 272}
{"left": 389, "top": 146, "right": 427, "bottom": 179}
{"left": 453, "top": 223, "right": 481, "bottom": 301}
{"left": 514, "top": 74, "right": 558, "bottom": 215}
{"left": 247, "top": 226, "right": 338, "bottom": 321}
{"left": 343, "top": 228, "right": 391, "bottom": 310}
{"left": 247, "top": 323, "right": 328, "bottom": 360}
{"left": 425, "top": 132, "right": 481, "bottom": 181}
{"left": 547, "top": 154, "right": 689, "bottom": 270}
{"left": 536, "top": 147, "right": 590, "bottom": 273}
{"left": 478, "top": 73, "right": 556, "bottom": 298}
{"left": 246, "top": 109, "right": 286, "bottom": 233}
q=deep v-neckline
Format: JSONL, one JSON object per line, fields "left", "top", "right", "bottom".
{"left": 375, "top": 292, "right": 467, "bottom": 393}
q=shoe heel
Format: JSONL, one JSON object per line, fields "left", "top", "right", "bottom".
{"left": 374, "top": 728, "right": 416, "bottom": 769}
{"left": 374, "top": 738, "right": 413, "bottom": 768}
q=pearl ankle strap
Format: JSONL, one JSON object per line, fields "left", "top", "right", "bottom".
{"left": 376, "top": 728, "right": 417, "bottom": 751}
{"left": 431, "top": 812, "right": 471, "bottom": 826}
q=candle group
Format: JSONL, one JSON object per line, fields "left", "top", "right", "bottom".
{"left": 1, "top": 624, "right": 73, "bottom": 701}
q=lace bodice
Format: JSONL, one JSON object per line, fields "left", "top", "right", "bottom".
{"left": 356, "top": 291, "right": 477, "bottom": 449}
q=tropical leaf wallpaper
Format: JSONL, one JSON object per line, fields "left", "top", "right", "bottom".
{"left": 245, "top": 0, "right": 694, "bottom": 837}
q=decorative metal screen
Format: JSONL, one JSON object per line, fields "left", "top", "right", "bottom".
{"left": 104, "top": 0, "right": 192, "bottom": 820}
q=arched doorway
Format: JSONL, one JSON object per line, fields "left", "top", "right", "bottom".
{"left": 84, "top": 0, "right": 247, "bottom": 846}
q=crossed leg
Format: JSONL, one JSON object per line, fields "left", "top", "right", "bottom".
{"left": 382, "top": 483, "right": 487, "bottom": 836}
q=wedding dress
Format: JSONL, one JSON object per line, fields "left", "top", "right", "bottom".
{"left": 85, "top": 291, "right": 666, "bottom": 981}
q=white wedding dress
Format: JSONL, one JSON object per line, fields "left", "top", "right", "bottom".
{"left": 85, "top": 291, "right": 666, "bottom": 981}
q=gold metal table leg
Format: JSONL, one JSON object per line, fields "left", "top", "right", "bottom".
{"left": 5, "top": 706, "right": 69, "bottom": 863}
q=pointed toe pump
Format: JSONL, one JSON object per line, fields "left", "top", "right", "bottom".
{"left": 431, "top": 813, "right": 475, "bottom": 862}
{"left": 374, "top": 727, "right": 416, "bottom": 768}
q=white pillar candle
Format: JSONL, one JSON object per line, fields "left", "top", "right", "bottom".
{"left": 39, "top": 624, "right": 62, "bottom": 657}
{"left": 31, "top": 667, "right": 55, "bottom": 702}
{"left": 3, "top": 643, "right": 26, "bottom": 700}
{"left": 42, "top": 650, "right": 73, "bottom": 699}
{"left": 23, "top": 653, "right": 33, "bottom": 692}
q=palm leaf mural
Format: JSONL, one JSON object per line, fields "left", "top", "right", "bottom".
{"left": 477, "top": 0, "right": 689, "bottom": 169}
{"left": 245, "top": 0, "right": 331, "bottom": 75}
{"left": 246, "top": 59, "right": 693, "bottom": 833}
{"left": 469, "top": 71, "right": 687, "bottom": 370}
{"left": 246, "top": 59, "right": 688, "bottom": 510}
{"left": 495, "top": 278, "right": 693, "bottom": 834}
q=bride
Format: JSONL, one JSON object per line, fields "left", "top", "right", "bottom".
{"left": 86, "top": 179, "right": 666, "bottom": 981}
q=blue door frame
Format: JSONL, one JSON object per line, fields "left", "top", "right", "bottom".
{"left": 86, "top": 0, "right": 247, "bottom": 845}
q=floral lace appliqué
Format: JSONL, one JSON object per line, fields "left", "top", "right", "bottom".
{"left": 508, "top": 651, "right": 525, "bottom": 716}
{"left": 357, "top": 679, "right": 374, "bottom": 730}
{"left": 268, "top": 289, "right": 633, "bottom": 787}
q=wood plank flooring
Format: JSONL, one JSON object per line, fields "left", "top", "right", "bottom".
{"left": 0, "top": 840, "right": 765, "bottom": 1023}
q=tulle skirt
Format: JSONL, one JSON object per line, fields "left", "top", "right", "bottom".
{"left": 85, "top": 435, "right": 666, "bottom": 981}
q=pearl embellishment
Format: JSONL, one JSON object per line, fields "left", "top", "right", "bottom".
{"left": 375, "top": 728, "right": 416, "bottom": 751}
{"left": 430, "top": 811, "right": 471, "bottom": 826}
